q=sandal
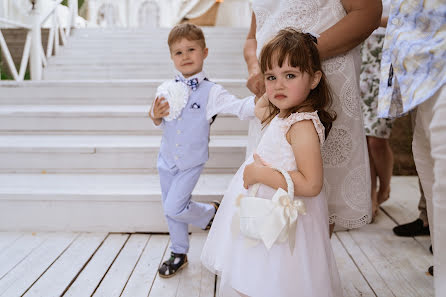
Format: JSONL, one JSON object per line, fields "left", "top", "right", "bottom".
{"left": 204, "top": 201, "right": 220, "bottom": 230}
{"left": 158, "top": 252, "right": 188, "bottom": 278}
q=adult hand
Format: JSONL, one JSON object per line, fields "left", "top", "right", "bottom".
{"left": 243, "top": 153, "right": 268, "bottom": 189}
{"left": 247, "top": 69, "right": 265, "bottom": 98}
{"left": 149, "top": 97, "right": 170, "bottom": 120}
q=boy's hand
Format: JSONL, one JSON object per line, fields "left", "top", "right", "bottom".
{"left": 149, "top": 97, "right": 170, "bottom": 120}
{"left": 243, "top": 153, "right": 268, "bottom": 189}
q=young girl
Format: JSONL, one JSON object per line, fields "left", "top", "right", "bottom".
{"left": 201, "top": 28, "right": 343, "bottom": 297}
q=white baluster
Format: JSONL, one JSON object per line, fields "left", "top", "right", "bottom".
{"left": 30, "top": 1, "right": 42, "bottom": 80}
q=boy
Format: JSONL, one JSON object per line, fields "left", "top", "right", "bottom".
{"left": 149, "top": 23, "right": 255, "bottom": 278}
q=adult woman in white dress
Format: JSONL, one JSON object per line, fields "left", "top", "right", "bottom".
{"left": 244, "top": 0, "right": 382, "bottom": 231}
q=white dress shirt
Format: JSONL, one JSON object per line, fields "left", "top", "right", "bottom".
{"left": 152, "top": 71, "right": 255, "bottom": 127}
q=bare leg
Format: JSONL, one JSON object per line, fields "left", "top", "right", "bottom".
{"left": 367, "top": 137, "right": 379, "bottom": 218}
{"left": 367, "top": 136, "right": 393, "bottom": 206}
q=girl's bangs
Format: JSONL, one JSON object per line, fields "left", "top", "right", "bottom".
{"left": 261, "top": 41, "right": 312, "bottom": 74}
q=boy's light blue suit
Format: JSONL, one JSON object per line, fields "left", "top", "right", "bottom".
{"left": 157, "top": 79, "right": 216, "bottom": 254}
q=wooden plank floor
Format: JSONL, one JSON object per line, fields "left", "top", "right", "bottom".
{"left": 0, "top": 177, "right": 433, "bottom": 297}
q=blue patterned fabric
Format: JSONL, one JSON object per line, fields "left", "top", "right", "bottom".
{"left": 176, "top": 76, "right": 199, "bottom": 91}
{"left": 377, "top": 0, "right": 446, "bottom": 118}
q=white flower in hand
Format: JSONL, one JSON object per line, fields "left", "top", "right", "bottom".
{"left": 156, "top": 80, "right": 189, "bottom": 121}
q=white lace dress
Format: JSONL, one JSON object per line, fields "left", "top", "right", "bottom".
{"left": 247, "top": 0, "right": 372, "bottom": 228}
{"left": 202, "top": 112, "right": 343, "bottom": 297}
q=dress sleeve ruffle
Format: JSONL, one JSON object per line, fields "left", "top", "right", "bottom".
{"left": 281, "top": 111, "right": 325, "bottom": 146}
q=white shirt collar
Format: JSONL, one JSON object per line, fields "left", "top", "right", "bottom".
{"left": 175, "top": 70, "right": 207, "bottom": 83}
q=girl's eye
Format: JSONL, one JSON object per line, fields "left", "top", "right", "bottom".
{"left": 175, "top": 51, "right": 182, "bottom": 56}
{"left": 188, "top": 48, "right": 195, "bottom": 52}
{"left": 266, "top": 76, "right": 276, "bottom": 81}
{"left": 286, "top": 73, "right": 296, "bottom": 79}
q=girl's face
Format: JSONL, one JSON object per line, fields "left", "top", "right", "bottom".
{"left": 264, "top": 58, "right": 321, "bottom": 115}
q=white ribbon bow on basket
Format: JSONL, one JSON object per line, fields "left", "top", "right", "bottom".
{"left": 233, "top": 167, "right": 306, "bottom": 254}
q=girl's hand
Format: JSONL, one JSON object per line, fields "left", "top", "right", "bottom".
{"left": 243, "top": 153, "right": 268, "bottom": 189}
{"left": 149, "top": 97, "right": 170, "bottom": 120}
{"left": 247, "top": 69, "right": 265, "bottom": 98}
{"left": 255, "top": 93, "right": 269, "bottom": 121}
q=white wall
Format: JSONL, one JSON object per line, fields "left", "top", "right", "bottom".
{"left": 82, "top": 0, "right": 252, "bottom": 28}
{"left": 0, "top": 0, "right": 32, "bottom": 27}
{"left": 215, "top": 0, "right": 251, "bottom": 27}
{"left": 0, "top": 0, "right": 89, "bottom": 28}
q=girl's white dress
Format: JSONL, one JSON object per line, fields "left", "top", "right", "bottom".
{"left": 201, "top": 112, "right": 343, "bottom": 297}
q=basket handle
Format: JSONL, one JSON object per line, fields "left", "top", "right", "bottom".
{"left": 248, "top": 167, "right": 294, "bottom": 199}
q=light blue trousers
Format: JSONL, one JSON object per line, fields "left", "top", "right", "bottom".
{"left": 157, "top": 155, "right": 215, "bottom": 254}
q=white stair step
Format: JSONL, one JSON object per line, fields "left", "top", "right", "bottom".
{"left": 0, "top": 105, "right": 249, "bottom": 135}
{"left": 42, "top": 71, "right": 247, "bottom": 80}
{"left": 0, "top": 135, "right": 247, "bottom": 173}
{"left": 0, "top": 173, "right": 234, "bottom": 232}
{"left": 46, "top": 58, "right": 246, "bottom": 65}
{"left": 0, "top": 173, "right": 231, "bottom": 201}
{"left": 0, "top": 80, "right": 251, "bottom": 103}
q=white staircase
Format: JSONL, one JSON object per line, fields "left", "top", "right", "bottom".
{"left": 0, "top": 27, "right": 250, "bottom": 232}
{"left": 42, "top": 27, "right": 249, "bottom": 80}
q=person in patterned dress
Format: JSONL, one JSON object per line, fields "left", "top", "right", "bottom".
{"left": 359, "top": 0, "right": 393, "bottom": 219}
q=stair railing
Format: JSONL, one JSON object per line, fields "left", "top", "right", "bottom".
{"left": 0, "top": 0, "right": 78, "bottom": 81}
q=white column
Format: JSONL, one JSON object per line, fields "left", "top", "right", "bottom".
{"left": 30, "top": 4, "right": 42, "bottom": 80}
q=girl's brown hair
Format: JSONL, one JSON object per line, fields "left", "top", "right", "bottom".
{"left": 259, "top": 27, "right": 336, "bottom": 137}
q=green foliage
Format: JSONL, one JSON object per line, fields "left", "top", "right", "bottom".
{"left": 61, "top": 0, "right": 85, "bottom": 9}
{"left": 0, "top": 61, "right": 30, "bottom": 81}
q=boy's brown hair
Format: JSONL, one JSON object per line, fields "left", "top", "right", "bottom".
{"left": 168, "top": 23, "right": 206, "bottom": 51}
{"left": 259, "top": 27, "right": 336, "bottom": 138}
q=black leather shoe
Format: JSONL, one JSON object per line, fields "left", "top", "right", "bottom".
{"left": 428, "top": 266, "right": 434, "bottom": 276}
{"left": 204, "top": 201, "right": 220, "bottom": 230}
{"left": 393, "top": 219, "right": 430, "bottom": 237}
{"left": 158, "top": 252, "right": 188, "bottom": 278}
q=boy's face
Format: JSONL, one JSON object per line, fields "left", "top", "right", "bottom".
{"left": 170, "top": 38, "right": 208, "bottom": 78}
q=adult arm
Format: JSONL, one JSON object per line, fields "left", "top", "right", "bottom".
{"left": 317, "top": 0, "right": 382, "bottom": 60}
{"left": 244, "top": 13, "right": 265, "bottom": 97}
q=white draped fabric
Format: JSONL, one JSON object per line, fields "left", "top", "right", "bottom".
{"left": 164, "top": 0, "right": 216, "bottom": 25}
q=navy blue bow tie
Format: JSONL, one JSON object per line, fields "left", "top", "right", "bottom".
{"left": 176, "top": 76, "right": 199, "bottom": 91}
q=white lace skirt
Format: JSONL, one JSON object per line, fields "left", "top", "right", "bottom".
{"left": 201, "top": 157, "right": 343, "bottom": 297}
